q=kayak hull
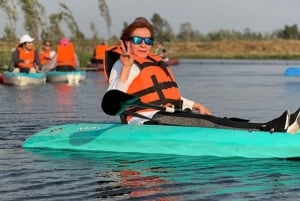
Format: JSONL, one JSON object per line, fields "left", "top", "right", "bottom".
{"left": 284, "top": 67, "right": 300, "bottom": 76}
{"left": 46, "top": 71, "right": 86, "bottom": 83}
{"left": 85, "top": 63, "right": 104, "bottom": 71}
{"left": 2, "top": 71, "right": 46, "bottom": 86}
{"left": 23, "top": 123, "right": 300, "bottom": 158}
{"left": 166, "top": 58, "right": 179, "bottom": 66}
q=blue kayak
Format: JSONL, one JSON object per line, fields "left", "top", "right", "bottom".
{"left": 2, "top": 71, "right": 46, "bottom": 86}
{"left": 46, "top": 71, "right": 86, "bottom": 83}
{"left": 284, "top": 67, "right": 300, "bottom": 76}
{"left": 23, "top": 123, "right": 300, "bottom": 158}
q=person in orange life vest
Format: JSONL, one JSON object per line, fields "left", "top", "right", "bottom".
{"left": 12, "top": 34, "right": 42, "bottom": 73}
{"left": 106, "top": 17, "right": 299, "bottom": 134}
{"left": 47, "top": 37, "right": 79, "bottom": 72}
{"left": 39, "top": 40, "right": 56, "bottom": 66}
{"left": 107, "top": 17, "right": 210, "bottom": 122}
{"left": 155, "top": 41, "right": 169, "bottom": 61}
{"left": 90, "top": 42, "right": 108, "bottom": 64}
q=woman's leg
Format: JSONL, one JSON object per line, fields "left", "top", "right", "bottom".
{"left": 13, "top": 68, "right": 20, "bottom": 73}
{"left": 29, "top": 67, "right": 36, "bottom": 73}
{"left": 149, "top": 110, "right": 289, "bottom": 133}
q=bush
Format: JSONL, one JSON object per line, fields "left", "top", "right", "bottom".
{"left": 0, "top": 52, "right": 12, "bottom": 72}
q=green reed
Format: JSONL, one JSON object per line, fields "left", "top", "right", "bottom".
{"left": 0, "top": 52, "right": 13, "bottom": 72}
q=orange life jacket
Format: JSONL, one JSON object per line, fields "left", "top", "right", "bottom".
{"left": 39, "top": 50, "right": 51, "bottom": 65}
{"left": 127, "top": 54, "right": 182, "bottom": 107}
{"left": 17, "top": 47, "right": 35, "bottom": 68}
{"left": 56, "top": 43, "right": 76, "bottom": 67}
{"left": 94, "top": 44, "right": 108, "bottom": 60}
{"left": 105, "top": 46, "right": 182, "bottom": 120}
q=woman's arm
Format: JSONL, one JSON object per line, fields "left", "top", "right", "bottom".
{"left": 108, "top": 61, "right": 128, "bottom": 92}
{"left": 182, "top": 97, "right": 212, "bottom": 115}
{"left": 108, "top": 61, "right": 140, "bottom": 92}
{"left": 12, "top": 49, "right": 21, "bottom": 67}
{"left": 34, "top": 50, "right": 42, "bottom": 70}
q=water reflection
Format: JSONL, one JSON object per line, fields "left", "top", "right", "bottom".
{"left": 97, "top": 161, "right": 178, "bottom": 200}
{"left": 18, "top": 90, "right": 34, "bottom": 106}
{"left": 22, "top": 148, "right": 300, "bottom": 200}
{"left": 53, "top": 83, "right": 76, "bottom": 119}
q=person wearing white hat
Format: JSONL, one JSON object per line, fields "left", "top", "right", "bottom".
{"left": 12, "top": 34, "right": 42, "bottom": 73}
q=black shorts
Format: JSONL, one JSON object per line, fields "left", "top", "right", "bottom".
{"left": 55, "top": 66, "right": 76, "bottom": 72}
{"left": 18, "top": 67, "right": 30, "bottom": 73}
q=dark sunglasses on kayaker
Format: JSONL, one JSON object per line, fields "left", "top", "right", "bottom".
{"left": 130, "top": 36, "right": 154, "bottom": 45}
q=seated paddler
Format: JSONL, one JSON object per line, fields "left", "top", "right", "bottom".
{"left": 12, "top": 34, "right": 42, "bottom": 73}
{"left": 45, "top": 37, "right": 79, "bottom": 72}
{"left": 104, "top": 17, "right": 300, "bottom": 134}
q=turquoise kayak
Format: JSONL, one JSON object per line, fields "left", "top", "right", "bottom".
{"left": 23, "top": 123, "right": 300, "bottom": 158}
{"left": 46, "top": 71, "right": 86, "bottom": 83}
{"left": 2, "top": 71, "right": 46, "bottom": 86}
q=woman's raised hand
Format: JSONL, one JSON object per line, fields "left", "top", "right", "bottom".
{"left": 120, "top": 40, "right": 134, "bottom": 68}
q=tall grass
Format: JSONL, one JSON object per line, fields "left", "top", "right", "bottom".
{"left": 0, "top": 52, "right": 13, "bottom": 71}
{"left": 165, "top": 39, "right": 300, "bottom": 59}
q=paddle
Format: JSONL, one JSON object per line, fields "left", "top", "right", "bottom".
{"left": 101, "top": 90, "right": 183, "bottom": 116}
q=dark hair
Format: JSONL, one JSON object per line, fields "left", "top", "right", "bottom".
{"left": 43, "top": 40, "right": 52, "bottom": 46}
{"left": 120, "top": 17, "right": 154, "bottom": 41}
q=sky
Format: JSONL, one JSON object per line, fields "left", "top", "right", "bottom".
{"left": 3, "top": 0, "right": 300, "bottom": 39}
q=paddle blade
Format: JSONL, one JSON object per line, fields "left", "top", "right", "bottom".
{"left": 101, "top": 90, "right": 139, "bottom": 115}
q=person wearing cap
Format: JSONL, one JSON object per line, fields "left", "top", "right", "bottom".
{"left": 12, "top": 34, "right": 42, "bottom": 73}
{"left": 155, "top": 41, "right": 168, "bottom": 61}
{"left": 45, "top": 37, "right": 79, "bottom": 72}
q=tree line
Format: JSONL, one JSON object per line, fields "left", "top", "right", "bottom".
{"left": 0, "top": 0, "right": 299, "bottom": 44}
{"left": 0, "top": 0, "right": 111, "bottom": 43}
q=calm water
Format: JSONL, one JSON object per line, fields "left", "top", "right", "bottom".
{"left": 1, "top": 59, "right": 300, "bottom": 201}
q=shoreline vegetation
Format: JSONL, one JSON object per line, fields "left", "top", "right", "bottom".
{"left": 166, "top": 39, "right": 300, "bottom": 60}
{"left": 1, "top": 39, "right": 300, "bottom": 71}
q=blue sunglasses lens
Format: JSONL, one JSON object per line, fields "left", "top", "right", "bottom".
{"left": 144, "top": 37, "right": 154, "bottom": 45}
{"left": 131, "top": 36, "right": 153, "bottom": 45}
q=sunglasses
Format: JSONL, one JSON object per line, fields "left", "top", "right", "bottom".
{"left": 130, "top": 36, "right": 154, "bottom": 45}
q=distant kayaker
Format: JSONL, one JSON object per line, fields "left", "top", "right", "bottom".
{"left": 12, "top": 34, "right": 42, "bottom": 73}
{"left": 39, "top": 40, "right": 56, "bottom": 66}
{"left": 90, "top": 42, "right": 108, "bottom": 64}
{"left": 44, "top": 37, "right": 79, "bottom": 72}
{"left": 105, "top": 17, "right": 300, "bottom": 134}
{"left": 155, "top": 41, "right": 169, "bottom": 61}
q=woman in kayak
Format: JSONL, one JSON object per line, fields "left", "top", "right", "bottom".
{"left": 12, "top": 34, "right": 42, "bottom": 73}
{"left": 105, "top": 17, "right": 300, "bottom": 134}
{"left": 44, "top": 37, "right": 79, "bottom": 72}
{"left": 39, "top": 40, "right": 56, "bottom": 66}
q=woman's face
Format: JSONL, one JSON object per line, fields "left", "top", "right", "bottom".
{"left": 43, "top": 42, "right": 51, "bottom": 50}
{"left": 24, "top": 42, "right": 33, "bottom": 50}
{"left": 129, "top": 28, "right": 153, "bottom": 58}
